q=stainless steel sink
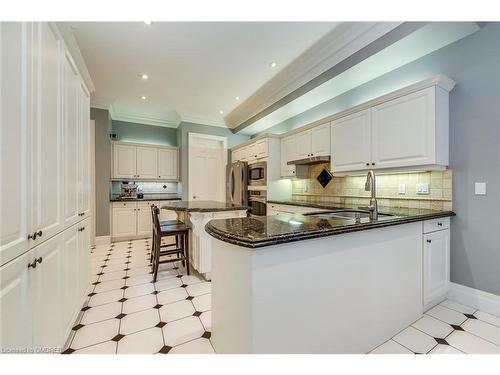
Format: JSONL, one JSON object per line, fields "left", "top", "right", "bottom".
{"left": 305, "top": 210, "right": 394, "bottom": 220}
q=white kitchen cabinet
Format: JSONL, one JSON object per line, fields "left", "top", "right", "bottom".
{"left": 254, "top": 139, "right": 268, "bottom": 159}
{"left": 423, "top": 225, "right": 450, "bottom": 307}
{"left": 0, "top": 250, "right": 34, "bottom": 351}
{"left": 0, "top": 22, "right": 32, "bottom": 266}
{"left": 295, "top": 130, "right": 312, "bottom": 159}
{"left": 112, "top": 203, "right": 137, "bottom": 238}
{"left": 310, "top": 123, "right": 331, "bottom": 156}
{"left": 32, "top": 230, "right": 64, "bottom": 349}
{"left": 280, "top": 135, "right": 297, "bottom": 177}
{"left": 136, "top": 146, "right": 158, "bottom": 179}
{"left": 136, "top": 203, "right": 153, "bottom": 236}
{"left": 61, "top": 225, "right": 79, "bottom": 336}
{"left": 77, "top": 219, "right": 90, "bottom": 300}
{"left": 158, "top": 148, "right": 178, "bottom": 180}
{"left": 78, "top": 82, "right": 91, "bottom": 218}
{"left": 331, "top": 109, "right": 372, "bottom": 173}
{"left": 31, "top": 22, "right": 64, "bottom": 245}
{"left": 371, "top": 87, "right": 438, "bottom": 169}
{"left": 231, "top": 148, "right": 243, "bottom": 163}
{"left": 113, "top": 143, "right": 137, "bottom": 179}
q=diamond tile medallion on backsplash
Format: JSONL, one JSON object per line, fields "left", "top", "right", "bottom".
{"left": 316, "top": 168, "right": 333, "bottom": 188}
{"left": 292, "top": 162, "right": 452, "bottom": 210}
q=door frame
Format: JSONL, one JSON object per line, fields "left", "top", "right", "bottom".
{"left": 187, "top": 132, "right": 228, "bottom": 201}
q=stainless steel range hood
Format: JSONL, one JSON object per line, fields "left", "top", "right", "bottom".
{"left": 287, "top": 155, "right": 330, "bottom": 166}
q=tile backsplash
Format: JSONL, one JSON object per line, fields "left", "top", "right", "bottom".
{"left": 291, "top": 163, "right": 452, "bottom": 211}
{"left": 111, "top": 181, "right": 179, "bottom": 195}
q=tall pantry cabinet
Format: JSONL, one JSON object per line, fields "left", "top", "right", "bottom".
{"left": 0, "top": 22, "right": 92, "bottom": 352}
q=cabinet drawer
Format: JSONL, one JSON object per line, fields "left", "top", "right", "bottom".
{"left": 423, "top": 217, "right": 450, "bottom": 234}
{"left": 112, "top": 201, "right": 137, "bottom": 209}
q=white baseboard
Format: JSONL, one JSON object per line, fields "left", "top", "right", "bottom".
{"left": 448, "top": 282, "right": 500, "bottom": 317}
{"left": 95, "top": 235, "right": 111, "bottom": 246}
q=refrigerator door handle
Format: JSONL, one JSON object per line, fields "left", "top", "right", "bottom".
{"left": 228, "top": 165, "right": 234, "bottom": 203}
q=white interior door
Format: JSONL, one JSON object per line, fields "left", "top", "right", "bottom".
{"left": 188, "top": 133, "right": 227, "bottom": 201}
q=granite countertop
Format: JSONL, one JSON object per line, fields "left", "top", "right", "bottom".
{"left": 161, "top": 200, "right": 250, "bottom": 213}
{"left": 205, "top": 202, "right": 455, "bottom": 248}
{"left": 110, "top": 194, "right": 181, "bottom": 202}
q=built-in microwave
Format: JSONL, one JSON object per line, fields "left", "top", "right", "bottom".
{"left": 248, "top": 190, "right": 267, "bottom": 217}
{"left": 248, "top": 162, "right": 267, "bottom": 186}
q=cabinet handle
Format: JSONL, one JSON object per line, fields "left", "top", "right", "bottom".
{"left": 366, "top": 163, "right": 369, "bottom": 166}
{"left": 28, "top": 260, "right": 37, "bottom": 269}
{"left": 371, "top": 162, "right": 375, "bottom": 166}
{"left": 28, "top": 230, "right": 42, "bottom": 240}
{"left": 437, "top": 222, "right": 443, "bottom": 226}
{"left": 36, "top": 257, "right": 43, "bottom": 265}
{"left": 427, "top": 239, "right": 432, "bottom": 243}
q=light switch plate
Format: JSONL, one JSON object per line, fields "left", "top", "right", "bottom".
{"left": 416, "top": 183, "right": 429, "bottom": 195}
{"left": 475, "top": 182, "right": 486, "bottom": 195}
{"left": 398, "top": 184, "right": 406, "bottom": 195}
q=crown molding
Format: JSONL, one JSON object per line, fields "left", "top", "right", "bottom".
{"left": 225, "top": 22, "right": 402, "bottom": 129}
{"left": 109, "top": 105, "right": 181, "bottom": 128}
{"left": 180, "top": 114, "right": 228, "bottom": 129}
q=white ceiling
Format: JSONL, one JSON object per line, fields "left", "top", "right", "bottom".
{"left": 67, "top": 22, "right": 338, "bottom": 127}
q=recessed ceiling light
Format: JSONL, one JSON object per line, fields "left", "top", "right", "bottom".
{"left": 144, "top": 21, "right": 152, "bottom": 25}
{"left": 141, "top": 74, "right": 148, "bottom": 80}
{"left": 235, "top": 96, "right": 240, "bottom": 101}
{"left": 219, "top": 110, "right": 224, "bottom": 115}
{"left": 270, "top": 62, "right": 277, "bottom": 68}
{"left": 141, "top": 96, "right": 146, "bottom": 100}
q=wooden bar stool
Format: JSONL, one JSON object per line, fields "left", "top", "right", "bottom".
{"left": 152, "top": 207, "right": 190, "bottom": 282}
{"left": 149, "top": 204, "right": 181, "bottom": 264}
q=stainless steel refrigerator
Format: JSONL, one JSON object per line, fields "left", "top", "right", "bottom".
{"left": 226, "top": 161, "right": 248, "bottom": 206}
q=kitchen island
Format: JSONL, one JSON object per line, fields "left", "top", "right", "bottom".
{"left": 205, "top": 205, "right": 454, "bottom": 353}
{"left": 161, "top": 200, "right": 248, "bottom": 280}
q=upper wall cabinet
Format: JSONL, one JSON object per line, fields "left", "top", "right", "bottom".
{"left": 295, "top": 122, "right": 331, "bottom": 159}
{"left": 232, "top": 138, "right": 269, "bottom": 163}
{"left": 331, "top": 83, "right": 452, "bottom": 174}
{"left": 112, "top": 142, "right": 179, "bottom": 181}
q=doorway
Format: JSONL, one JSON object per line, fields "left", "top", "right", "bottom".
{"left": 188, "top": 133, "right": 227, "bottom": 201}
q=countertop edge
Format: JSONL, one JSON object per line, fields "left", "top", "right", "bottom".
{"left": 205, "top": 211, "right": 455, "bottom": 249}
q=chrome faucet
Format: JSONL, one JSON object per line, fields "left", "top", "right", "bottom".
{"left": 365, "top": 170, "right": 378, "bottom": 220}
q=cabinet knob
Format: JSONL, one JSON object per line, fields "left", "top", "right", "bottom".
{"left": 371, "top": 162, "right": 375, "bottom": 166}
{"left": 427, "top": 239, "right": 432, "bottom": 243}
{"left": 437, "top": 222, "right": 443, "bottom": 226}
{"left": 366, "top": 163, "right": 369, "bottom": 166}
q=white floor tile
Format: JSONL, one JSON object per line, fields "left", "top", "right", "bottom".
{"left": 160, "top": 300, "right": 195, "bottom": 322}
{"left": 163, "top": 316, "right": 205, "bottom": 347}
{"left": 369, "top": 340, "right": 413, "bottom": 354}
{"left": 426, "top": 305, "right": 467, "bottom": 325}
{"left": 200, "top": 311, "right": 211, "bottom": 332}
{"left": 94, "top": 278, "right": 125, "bottom": 293}
{"left": 126, "top": 274, "right": 153, "bottom": 287}
{"left": 186, "top": 282, "right": 211, "bottom": 297}
{"left": 192, "top": 293, "right": 211, "bottom": 312}
{"left": 475, "top": 311, "right": 500, "bottom": 328}
{"left": 155, "top": 268, "right": 179, "bottom": 279}
{"left": 181, "top": 275, "right": 203, "bottom": 286}
{"left": 155, "top": 276, "right": 182, "bottom": 292}
{"left": 120, "top": 308, "right": 161, "bottom": 335}
{"left": 81, "top": 302, "right": 122, "bottom": 325}
{"left": 412, "top": 315, "right": 453, "bottom": 339}
{"left": 117, "top": 327, "right": 164, "bottom": 354}
{"left": 127, "top": 266, "right": 152, "bottom": 277}
{"left": 71, "top": 319, "right": 120, "bottom": 350}
{"left": 157, "top": 287, "right": 188, "bottom": 305}
{"left": 440, "top": 299, "right": 476, "bottom": 315}
{"left": 73, "top": 340, "right": 117, "bottom": 354}
{"left": 462, "top": 318, "right": 500, "bottom": 346}
{"left": 446, "top": 330, "right": 500, "bottom": 354}
{"left": 428, "top": 344, "right": 464, "bottom": 354}
{"left": 99, "top": 270, "right": 126, "bottom": 282}
{"left": 122, "top": 294, "right": 157, "bottom": 314}
{"left": 124, "top": 282, "right": 155, "bottom": 299}
{"left": 101, "top": 263, "right": 127, "bottom": 273}
{"left": 392, "top": 326, "right": 437, "bottom": 354}
{"left": 169, "top": 338, "right": 215, "bottom": 354}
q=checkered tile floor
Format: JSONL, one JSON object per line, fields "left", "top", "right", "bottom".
{"left": 63, "top": 239, "right": 500, "bottom": 354}
{"left": 63, "top": 238, "right": 213, "bottom": 354}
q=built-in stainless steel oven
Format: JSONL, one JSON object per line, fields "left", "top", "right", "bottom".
{"left": 248, "top": 161, "right": 267, "bottom": 186}
{"left": 248, "top": 190, "right": 267, "bottom": 217}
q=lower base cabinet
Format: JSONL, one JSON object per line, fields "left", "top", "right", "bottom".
{"left": 0, "top": 219, "right": 90, "bottom": 353}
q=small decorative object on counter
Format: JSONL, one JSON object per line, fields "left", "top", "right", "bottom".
{"left": 316, "top": 168, "right": 333, "bottom": 188}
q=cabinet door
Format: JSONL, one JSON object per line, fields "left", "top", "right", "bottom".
{"left": 311, "top": 123, "right": 330, "bottom": 157}
{"left": 158, "top": 148, "right": 178, "bottom": 180}
{"left": 295, "top": 130, "right": 312, "bottom": 159}
{"left": 78, "top": 83, "right": 91, "bottom": 217}
{"left": 32, "top": 232, "right": 64, "bottom": 348}
{"left": 423, "top": 229, "right": 450, "bottom": 306}
{"left": 61, "top": 225, "right": 79, "bottom": 335}
{"left": 255, "top": 139, "right": 268, "bottom": 159}
{"left": 231, "top": 148, "right": 242, "bottom": 162}
{"left": 280, "top": 135, "right": 296, "bottom": 177}
{"left": 136, "top": 146, "right": 158, "bottom": 179}
{"left": 113, "top": 144, "right": 136, "bottom": 179}
{"left": 63, "top": 52, "right": 80, "bottom": 227}
{"left": 331, "top": 109, "right": 371, "bottom": 173}
{"left": 31, "top": 22, "right": 64, "bottom": 244}
{"left": 247, "top": 143, "right": 258, "bottom": 161}
{"left": 0, "top": 249, "right": 34, "bottom": 351}
{"left": 136, "top": 205, "right": 153, "bottom": 236}
{"left": 371, "top": 87, "right": 435, "bottom": 169}
{"left": 77, "top": 219, "right": 90, "bottom": 301}
{"left": 0, "top": 22, "right": 32, "bottom": 266}
{"left": 112, "top": 206, "right": 137, "bottom": 237}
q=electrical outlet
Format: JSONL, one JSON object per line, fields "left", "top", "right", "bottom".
{"left": 398, "top": 184, "right": 406, "bottom": 195}
{"left": 416, "top": 183, "right": 429, "bottom": 195}
{"left": 475, "top": 182, "right": 486, "bottom": 195}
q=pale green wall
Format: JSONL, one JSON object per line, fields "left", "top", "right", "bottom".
{"left": 112, "top": 120, "right": 178, "bottom": 146}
